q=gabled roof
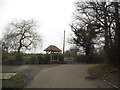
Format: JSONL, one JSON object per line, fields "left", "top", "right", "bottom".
{"left": 44, "top": 45, "right": 62, "bottom": 52}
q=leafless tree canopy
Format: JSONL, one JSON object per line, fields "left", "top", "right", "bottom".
{"left": 2, "top": 19, "right": 42, "bottom": 53}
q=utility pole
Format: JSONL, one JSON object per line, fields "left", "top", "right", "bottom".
{"left": 63, "top": 30, "right": 65, "bottom": 56}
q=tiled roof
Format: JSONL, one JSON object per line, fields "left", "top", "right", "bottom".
{"left": 44, "top": 45, "right": 62, "bottom": 52}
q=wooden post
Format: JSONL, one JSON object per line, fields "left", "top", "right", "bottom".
{"left": 57, "top": 53, "right": 59, "bottom": 62}
{"left": 53, "top": 52, "right": 54, "bottom": 61}
{"left": 50, "top": 52, "right": 52, "bottom": 64}
{"left": 46, "top": 51, "right": 48, "bottom": 54}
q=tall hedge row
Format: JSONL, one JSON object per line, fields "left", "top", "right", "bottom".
{"left": 2, "top": 53, "right": 64, "bottom": 65}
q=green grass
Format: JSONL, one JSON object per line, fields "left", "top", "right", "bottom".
{"left": 88, "top": 64, "right": 120, "bottom": 88}
{"left": 1, "top": 73, "right": 17, "bottom": 79}
{"left": 88, "top": 64, "right": 106, "bottom": 78}
{"left": 2, "top": 69, "right": 32, "bottom": 88}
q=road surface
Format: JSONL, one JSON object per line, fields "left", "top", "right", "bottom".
{"left": 27, "top": 64, "right": 113, "bottom": 88}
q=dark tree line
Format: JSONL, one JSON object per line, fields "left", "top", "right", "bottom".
{"left": 70, "top": 1, "right": 120, "bottom": 66}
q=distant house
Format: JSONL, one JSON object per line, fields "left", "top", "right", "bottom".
{"left": 44, "top": 45, "right": 62, "bottom": 63}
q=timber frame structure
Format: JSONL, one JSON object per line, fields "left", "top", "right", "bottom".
{"left": 44, "top": 45, "right": 62, "bottom": 63}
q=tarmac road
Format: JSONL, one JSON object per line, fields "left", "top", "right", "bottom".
{"left": 27, "top": 64, "right": 113, "bottom": 88}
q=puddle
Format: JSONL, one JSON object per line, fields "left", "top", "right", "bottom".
{"left": 0, "top": 73, "right": 17, "bottom": 79}
{"left": 85, "top": 76, "right": 97, "bottom": 80}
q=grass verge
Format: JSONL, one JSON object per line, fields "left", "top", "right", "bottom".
{"left": 2, "top": 69, "right": 32, "bottom": 88}
{"left": 88, "top": 64, "right": 120, "bottom": 88}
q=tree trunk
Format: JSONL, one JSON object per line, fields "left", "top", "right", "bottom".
{"left": 17, "top": 38, "right": 22, "bottom": 53}
{"left": 114, "top": 2, "right": 120, "bottom": 66}
{"left": 103, "top": 2, "right": 110, "bottom": 64}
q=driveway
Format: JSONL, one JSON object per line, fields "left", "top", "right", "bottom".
{"left": 27, "top": 64, "right": 113, "bottom": 88}
{"left": 2, "top": 65, "right": 58, "bottom": 73}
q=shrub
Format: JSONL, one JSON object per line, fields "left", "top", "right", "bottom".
{"left": 2, "top": 53, "right": 25, "bottom": 65}
{"left": 76, "top": 54, "right": 104, "bottom": 64}
{"left": 76, "top": 55, "right": 86, "bottom": 63}
{"left": 37, "top": 54, "right": 44, "bottom": 64}
{"left": 6, "top": 56, "right": 15, "bottom": 64}
{"left": 37, "top": 54, "right": 50, "bottom": 64}
{"left": 23, "top": 56, "right": 31, "bottom": 64}
{"left": 44, "top": 54, "right": 50, "bottom": 64}
{"left": 29, "top": 55, "right": 35, "bottom": 64}
{"left": 14, "top": 53, "right": 23, "bottom": 65}
{"left": 59, "top": 54, "right": 64, "bottom": 64}
{"left": 2, "top": 53, "right": 16, "bottom": 65}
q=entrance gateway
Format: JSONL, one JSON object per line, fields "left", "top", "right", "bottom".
{"left": 44, "top": 45, "right": 62, "bottom": 63}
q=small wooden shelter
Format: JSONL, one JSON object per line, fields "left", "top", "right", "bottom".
{"left": 44, "top": 45, "right": 62, "bottom": 63}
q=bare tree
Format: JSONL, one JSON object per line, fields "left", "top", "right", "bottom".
{"left": 2, "top": 19, "right": 42, "bottom": 53}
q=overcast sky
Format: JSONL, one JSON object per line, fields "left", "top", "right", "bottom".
{"left": 0, "top": 0, "right": 76, "bottom": 53}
